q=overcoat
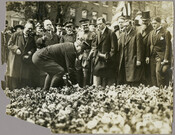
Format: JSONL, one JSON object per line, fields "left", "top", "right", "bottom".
{"left": 140, "top": 24, "right": 153, "bottom": 84}
{"left": 118, "top": 28, "right": 144, "bottom": 82}
{"left": 93, "top": 27, "right": 118, "bottom": 78}
{"left": 6, "top": 31, "right": 36, "bottom": 81}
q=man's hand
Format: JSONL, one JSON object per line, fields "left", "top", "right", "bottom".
{"left": 23, "top": 55, "right": 29, "bottom": 59}
{"left": 73, "top": 84, "right": 80, "bottom": 88}
{"left": 136, "top": 61, "right": 141, "bottom": 66}
{"left": 161, "top": 59, "right": 169, "bottom": 65}
{"left": 28, "top": 51, "right": 32, "bottom": 55}
{"left": 98, "top": 52, "right": 109, "bottom": 60}
{"left": 16, "top": 49, "right": 21, "bottom": 55}
{"left": 145, "top": 57, "right": 149, "bottom": 64}
{"left": 42, "top": 34, "right": 47, "bottom": 40}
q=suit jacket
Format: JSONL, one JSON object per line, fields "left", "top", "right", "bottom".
{"left": 118, "top": 28, "right": 144, "bottom": 82}
{"left": 93, "top": 27, "right": 118, "bottom": 77}
{"left": 150, "top": 27, "right": 172, "bottom": 61}
{"left": 7, "top": 31, "right": 36, "bottom": 79}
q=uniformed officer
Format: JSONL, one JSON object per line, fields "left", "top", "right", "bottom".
{"left": 76, "top": 18, "right": 96, "bottom": 86}
{"left": 60, "top": 21, "right": 76, "bottom": 43}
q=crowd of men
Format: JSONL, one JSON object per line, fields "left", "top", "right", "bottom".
{"left": 1, "top": 11, "right": 173, "bottom": 91}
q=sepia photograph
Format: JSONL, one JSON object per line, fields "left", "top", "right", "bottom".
{"left": 0, "top": 1, "right": 174, "bottom": 134}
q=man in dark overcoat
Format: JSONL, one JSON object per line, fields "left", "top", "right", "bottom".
{"left": 32, "top": 40, "right": 89, "bottom": 90}
{"left": 118, "top": 18, "right": 144, "bottom": 85}
{"left": 140, "top": 11, "right": 153, "bottom": 85}
{"left": 149, "top": 17, "right": 172, "bottom": 87}
{"left": 92, "top": 17, "right": 118, "bottom": 87}
{"left": 6, "top": 19, "right": 36, "bottom": 90}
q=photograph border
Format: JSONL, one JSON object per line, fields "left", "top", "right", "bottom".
{"left": 0, "top": 0, "right": 174, "bottom": 135}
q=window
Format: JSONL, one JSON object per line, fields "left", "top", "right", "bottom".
{"left": 13, "top": 20, "right": 20, "bottom": 27}
{"left": 70, "top": 8, "right": 76, "bottom": 17}
{"left": 113, "top": 2, "right": 118, "bottom": 7}
{"left": 102, "top": 13, "right": 107, "bottom": 21}
{"left": 94, "top": 2, "right": 99, "bottom": 5}
{"left": 92, "top": 11, "right": 98, "bottom": 20}
{"left": 102, "top": 1, "right": 109, "bottom": 7}
{"left": 82, "top": 10, "right": 88, "bottom": 18}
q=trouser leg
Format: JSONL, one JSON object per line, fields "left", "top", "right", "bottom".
{"left": 150, "top": 56, "right": 157, "bottom": 86}
{"left": 155, "top": 58, "right": 166, "bottom": 87}
{"left": 83, "top": 68, "right": 90, "bottom": 86}
{"left": 43, "top": 74, "right": 52, "bottom": 90}
{"left": 50, "top": 68, "right": 65, "bottom": 87}
{"left": 102, "top": 76, "right": 116, "bottom": 87}
{"left": 93, "top": 76, "right": 101, "bottom": 86}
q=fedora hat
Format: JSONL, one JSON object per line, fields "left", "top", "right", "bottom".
{"left": 64, "top": 21, "right": 74, "bottom": 27}
{"left": 141, "top": 11, "right": 151, "bottom": 20}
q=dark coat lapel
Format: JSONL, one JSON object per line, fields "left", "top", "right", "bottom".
{"left": 124, "top": 29, "right": 134, "bottom": 46}
{"left": 98, "top": 27, "right": 108, "bottom": 45}
{"left": 142, "top": 24, "right": 153, "bottom": 37}
{"left": 18, "top": 31, "right": 25, "bottom": 50}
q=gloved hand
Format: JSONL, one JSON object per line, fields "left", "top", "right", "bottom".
{"left": 145, "top": 57, "right": 149, "bottom": 64}
{"left": 23, "top": 55, "right": 30, "bottom": 60}
{"left": 136, "top": 61, "right": 141, "bottom": 66}
{"left": 16, "top": 49, "right": 21, "bottom": 55}
{"left": 98, "top": 52, "right": 109, "bottom": 60}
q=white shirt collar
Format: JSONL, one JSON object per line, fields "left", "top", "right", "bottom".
{"left": 101, "top": 26, "right": 107, "bottom": 34}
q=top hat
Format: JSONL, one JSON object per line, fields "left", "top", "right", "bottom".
{"left": 141, "top": 11, "right": 151, "bottom": 20}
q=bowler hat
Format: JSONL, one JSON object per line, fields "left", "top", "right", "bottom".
{"left": 141, "top": 11, "right": 150, "bottom": 20}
